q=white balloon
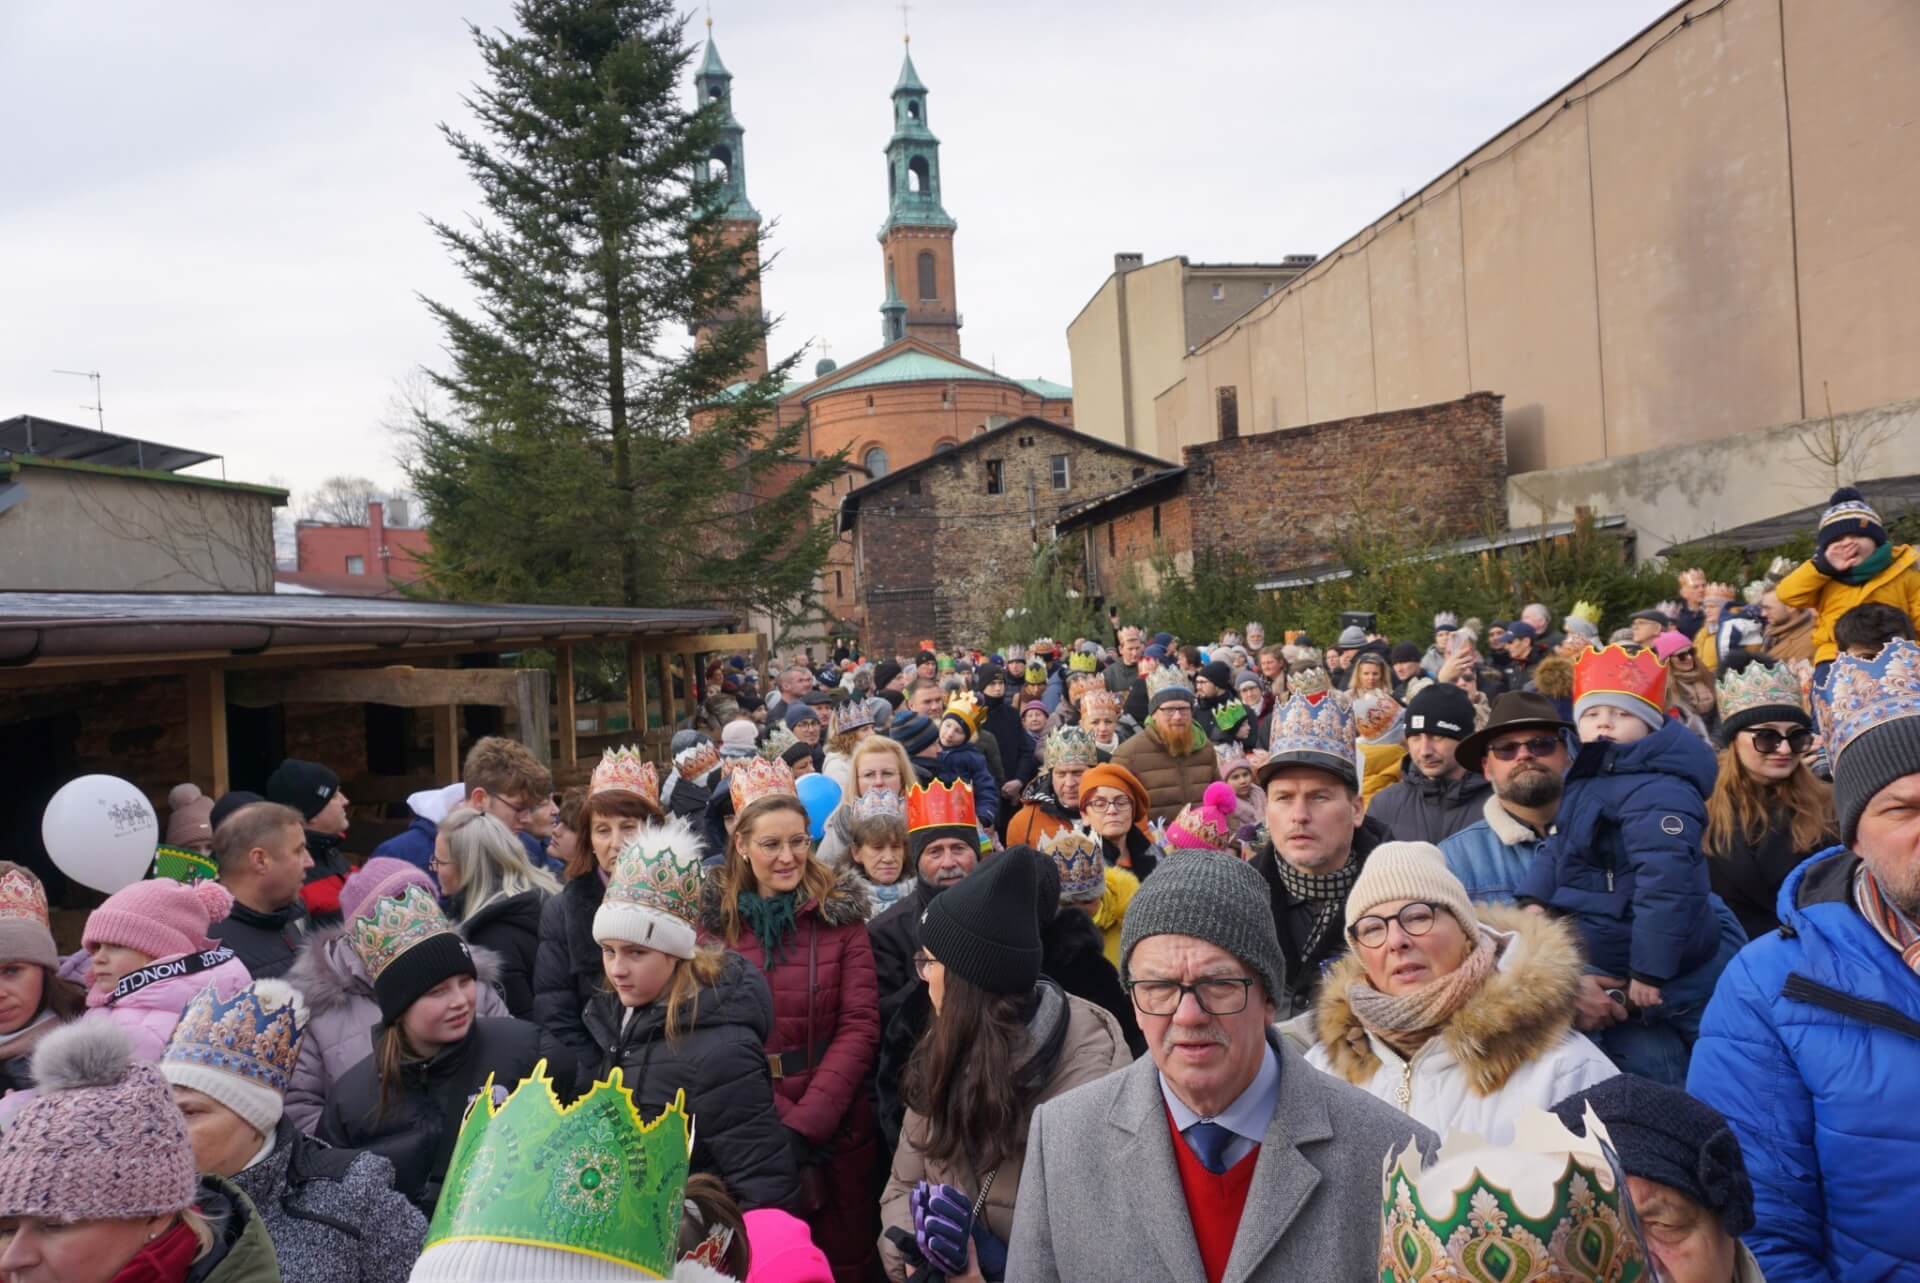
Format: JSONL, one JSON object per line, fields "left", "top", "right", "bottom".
{"left": 42, "top": 774, "right": 159, "bottom": 894}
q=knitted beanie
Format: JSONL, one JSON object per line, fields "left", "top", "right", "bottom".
{"left": 1343, "top": 842, "right": 1480, "bottom": 938}
{"left": 1551, "top": 1073, "right": 1755, "bottom": 1236}
{"left": 340, "top": 856, "right": 438, "bottom": 926}
{"left": 349, "top": 885, "right": 477, "bottom": 1024}
{"left": 1830, "top": 704, "right": 1920, "bottom": 846}
{"left": 591, "top": 817, "right": 706, "bottom": 960}
{"left": 165, "top": 783, "right": 215, "bottom": 849}
{"left": 1121, "top": 851, "right": 1287, "bottom": 1006}
{"left": 1650, "top": 631, "right": 1693, "bottom": 662}
{"left": 208, "top": 790, "right": 265, "bottom": 832}
{"left": 160, "top": 980, "right": 308, "bottom": 1136}
{"left": 889, "top": 708, "right": 939, "bottom": 756}
{"left": 783, "top": 702, "right": 820, "bottom": 730}
{"left": 1573, "top": 690, "right": 1665, "bottom": 735}
{"left": 1404, "top": 683, "right": 1475, "bottom": 741}
{"left": 720, "top": 720, "right": 760, "bottom": 756}
{"left": 265, "top": 759, "right": 341, "bottom": 823}
{"left": 83, "top": 878, "right": 233, "bottom": 960}
{"left": 1165, "top": 782, "right": 1238, "bottom": 853}
{"left": 0, "top": 1022, "right": 197, "bottom": 1222}
{"left": 0, "top": 864, "right": 58, "bottom": 970}
{"left": 1815, "top": 486, "right": 1886, "bottom": 552}
{"left": 1389, "top": 641, "right": 1424, "bottom": 665}
{"left": 873, "top": 660, "right": 903, "bottom": 691}
{"left": 1199, "top": 659, "right": 1233, "bottom": 692}
{"left": 920, "top": 849, "right": 1042, "bottom": 995}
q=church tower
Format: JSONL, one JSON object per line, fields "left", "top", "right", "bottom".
{"left": 691, "top": 25, "right": 769, "bottom": 381}
{"left": 877, "top": 41, "right": 960, "bottom": 355}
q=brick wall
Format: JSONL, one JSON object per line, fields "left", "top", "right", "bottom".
{"left": 1084, "top": 493, "right": 1194, "bottom": 597}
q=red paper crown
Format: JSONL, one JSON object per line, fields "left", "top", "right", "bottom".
{"left": 906, "top": 779, "right": 977, "bottom": 833}
{"left": 1573, "top": 643, "right": 1668, "bottom": 714}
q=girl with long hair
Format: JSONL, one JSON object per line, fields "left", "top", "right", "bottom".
{"left": 432, "top": 807, "right": 559, "bottom": 1016}
{"left": 707, "top": 779, "right": 881, "bottom": 1283}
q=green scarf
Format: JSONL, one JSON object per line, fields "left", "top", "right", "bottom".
{"left": 1836, "top": 541, "right": 1895, "bottom": 585}
{"left": 735, "top": 889, "right": 800, "bottom": 967}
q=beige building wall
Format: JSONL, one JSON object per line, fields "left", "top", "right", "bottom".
{"left": 1155, "top": 0, "right": 1920, "bottom": 482}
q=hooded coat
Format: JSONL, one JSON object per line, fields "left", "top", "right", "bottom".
{"left": 584, "top": 949, "right": 799, "bottom": 1211}
{"left": 1515, "top": 717, "right": 1720, "bottom": 984}
{"left": 181, "top": 1176, "right": 283, "bottom": 1283}
{"left": 1364, "top": 757, "right": 1494, "bottom": 845}
{"left": 1297, "top": 906, "right": 1616, "bottom": 1144}
{"left": 446, "top": 887, "right": 547, "bottom": 1018}
{"left": 282, "top": 927, "right": 511, "bottom": 1135}
{"left": 1111, "top": 722, "right": 1219, "bottom": 822}
{"left": 230, "top": 1119, "right": 428, "bottom": 1283}
{"left": 80, "top": 948, "right": 255, "bottom": 1063}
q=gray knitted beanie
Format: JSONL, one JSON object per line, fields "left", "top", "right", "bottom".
{"left": 1121, "top": 850, "right": 1287, "bottom": 1006}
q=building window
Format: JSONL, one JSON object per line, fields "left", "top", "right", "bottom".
{"left": 985, "top": 459, "right": 1004, "bottom": 496}
{"left": 1107, "top": 522, "right": 1116, "bottom": 556}
{"left": 1152, "top": 505, "right": 1161, "bottom": 537}
{"left": 345, "top": 555, "right": 366, "bottom": 576}
{"left": 1131, "top": 466, "right": 1146, "bottom": 479}
{"left": 1050, "top": 454, "right": 1070, "bottom": 489}
{"left": 1210, "top": 283, "right": 1225, "bottom": 302}
{"left": 907, "top": 478, "right": 921, "bottom": 495}
{"left": 908, "top": 156, "right": 930, "bottom": 194}
{"left": 864, "top": 446, "right": 889, "bottom": 478}
{"left": 1216, "top": 386, "right": 1239, "bottom": 439}
{"left": 918, "top": 251, "right": 937, "bottom": 301}
{"left": 865, "top": 394, "right": 875, "bottom": 410}
{"left": 940, "top": 384, "right": 951, "bottom": 405}
{"left": 834, "top": 570, "right": 843, "bottom": 597}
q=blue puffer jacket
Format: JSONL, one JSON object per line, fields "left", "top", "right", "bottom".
{"left": 1514, "top": 718, "right": 1718, "bottom": 983}
{"left": 370, "top": 816, "right": 436, "bottom": 873}
{"left": 1439, "top": 795, "right": 1544, "bottom": 904}
{"left": 1690, "top": 848, "right": 1920, "bottom": 1282}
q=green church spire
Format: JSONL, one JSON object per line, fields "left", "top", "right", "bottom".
{"left": 879, "top": 265, "right": 907, "bottom": 343}
{"left": 694, "top": 26, "right": 758, "bottom": 224}
{"left": 879, "top": 40, "right": 953, "bottom": 236}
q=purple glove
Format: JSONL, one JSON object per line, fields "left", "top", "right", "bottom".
{"left": 910, "top": 1181, "right": 972, "bottom": 1278}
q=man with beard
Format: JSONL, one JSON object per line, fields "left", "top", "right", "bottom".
{"left": 1113, "top": 667, "right": 1220, "bottom": 822}
{"left": 1441, "top": 692, "right": 1574, "bottom": 904}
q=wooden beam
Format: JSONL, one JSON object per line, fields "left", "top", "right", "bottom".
{"left": 681, "top": 650, "right": 699, "bottom": 715}
{"left": 432, "top": 705, "right": 460, "bottom": 784}
{"left": 629, "top": 631, "right": 760, "bottom": 656}
{"left": 184, "top": 668, "right": 229, "bottom": 797}
{"left": 660, "top": 653, "right": 679, "bottom": 730}
{"left": 227, "top": 666, "right": 530, "bottom": 709}
{"left": 555, "top": 644, "right": 578, "bottom": 769}
{"left": 515, "top": 669, "right": 552, "bottom": 768}
{"left": 626, "top": 639, "right": 648, "bottom": 741}
{"left": 753, "top": 631, "right": 769, "bottom": 687}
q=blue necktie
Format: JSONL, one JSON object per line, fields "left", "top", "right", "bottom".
{"left": 1185, "top": 1120, "right": 1236, "bottom": 1175}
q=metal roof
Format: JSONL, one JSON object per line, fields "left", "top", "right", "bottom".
{"left": 1256, "top": 516, "right": 1630, "bottom": 590}
{"left": 803, "top": 348, "right": 1009, "bottom": 399}
{"left": 1015, "top": 376, "right": 1073, "bottom": 401}
{"left": 1659, "top": 475, "right": 1920, "bottom": 555}
{"left": 0, "top": 592, "right": 736, "bottom": 666}
{"left": 0, "top": 415, "right": 218, "bottom": 474}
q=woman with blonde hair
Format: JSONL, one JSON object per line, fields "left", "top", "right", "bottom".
{"left": 815, "top": 734, "right": 917, "bottom": 866}
{"left": 431, "top": 807, "right": 558, "bottom": 1017}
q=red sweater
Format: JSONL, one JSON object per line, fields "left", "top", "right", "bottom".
{"left": 1165, "top": 1105, "right": 1259, "bottom": 1283}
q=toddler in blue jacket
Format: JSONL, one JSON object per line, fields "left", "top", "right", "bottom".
{"left": 928, "top": 695, "right": 999, "bottom": 827}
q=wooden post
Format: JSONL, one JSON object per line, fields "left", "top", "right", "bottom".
{"left": 660, "top": 653, "right": 679, "bottom": 730}
{"left": 626, "top": 639, "right": 648, "bottom": 738}
{"left": 681, "top": 651, "right": 699, "bottom": 717}
{"left": 432, "top": 705, "right": 460, "bottom": 784}
{"left": 753, "top": 631, "right": 769, "bottom": 687}
{"left": 185, "top": 668, "right": 230, "bottom": 797}
{"left": 515, "top": 669, "right": 552, "bottom": 768}
{"left": 555, "top": 644, "right": 578, "bottom": 769}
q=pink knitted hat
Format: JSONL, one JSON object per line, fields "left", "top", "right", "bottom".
{"left": 1165, "top": 782, "right": 1240, "bottom": 853}
{"left": 0, "top": 863, "right": 58, "bottom": 970}
{"left": 0, "top": 1021, "right": 197, "bottom": 1221}
{"left": 1650, "top": 631, "right": 1693, "bottom": 661}
{"left": 340, "top": 856, "right": 437, "bottom": 925}
{"left": 82, "top": 878, "right": 232, "bottom": 960}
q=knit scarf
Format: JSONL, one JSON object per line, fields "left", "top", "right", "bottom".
{"left": 1835, "top": 540, "right": 1895, "bottom": 586}
{"left": 1272, "top": 857, "right": 1364, "bottom": 966}
{"left": 1853, "top": 863, "right": 1920, "bottom": 976}
{"left": 865, "top": 876, "right": 915, "bottom": 917}
{"left": 1345, "top": 927, "right": 1499, "bottom": 1058}
{"left": 0, "top": 1009, "right": 58, "bottom": 1065}
{"left": 736, "top": 889, "right": 801, "bottom": 967}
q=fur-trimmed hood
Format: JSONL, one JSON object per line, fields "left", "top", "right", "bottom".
{"left": 1311, "top": 903, "right": 1585, "bottom": 1097}
{"left": 697, "top": 861, "right": 874, "bottom": 935}
{"left": 286, "top": 924, "right": 505, "bottom": 1017}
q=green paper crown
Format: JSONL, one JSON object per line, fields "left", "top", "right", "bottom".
{"left": 426, "top": 1060, "right": 691, "bottom": 1279}
{"left": 152, "top": 844, "right": 218, "bottom": 884}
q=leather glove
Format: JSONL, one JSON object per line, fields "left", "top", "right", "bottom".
{"left": 970, "top": 1220, "right": 1009, "bottom": 1281}
{"left": 910, "top": 1181, "right": 972, "bottom": 1278}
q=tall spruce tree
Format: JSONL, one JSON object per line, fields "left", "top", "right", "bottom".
{"left": 406, "top": 0, "right": 842, "bottom": 615}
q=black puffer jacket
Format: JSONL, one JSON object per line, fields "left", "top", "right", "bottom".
{"left": 583, "top": 949, "right": 798, "bottom": 1211}
{"left": 231, "top": 1119, "right": 427, "bottom": 1283}
{"left": 210, "top": 899, "right": 309, "bottom": 981}
{"left": 453, "top": 888, "right": 546, "bottom": 1018}
{"left": 532, "top": 873, "right": 604, "bottom": 1065}
{"left": 1040, "top": 908, "right": 1145, "bottom": 1058}
{"left": 317, "top": 1016, "right": 544, "bottom": 1214}
{"left": 1364, "top": 758, "right": 1493, "bottom": 845}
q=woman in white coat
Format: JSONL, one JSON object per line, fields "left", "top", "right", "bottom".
{"left": 1296, "top": 842, "right": 1615, "bottom": 1143}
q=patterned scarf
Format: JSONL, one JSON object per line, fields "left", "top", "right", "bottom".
{"left": 1853, "top": 863, "right": 1920, "bottom": 975}
{"left": 1272, "top": 856, "right": 1363, "bottom": 966}
{"left": 735, "top": 889, "right": 800, "bottom": 967}
{"left": 1346, "top": 926, "right": 1499, "bottom": 1058}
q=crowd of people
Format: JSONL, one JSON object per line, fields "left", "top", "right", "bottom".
{"left": 2, "top": 486, "right": 1919, "bottom": 1281}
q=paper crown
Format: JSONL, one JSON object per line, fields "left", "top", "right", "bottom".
{"left": 1068, "top": 651, "right": 1098, "bottom": 673}
{"left": 758, "top": 722, "right": 798, "bottom": 761}
{"left": 730, "top": 756, "right": 797, "bottom": 811}
{"left": 1573, "top": 644, "right": 1668, "bottom": 715}
{"left": 348, "top": 884, "right": 459, "bottom": 982}
{"left": 1349, "top": 690, "right": 1403, "bottom": 741}
{"left": 1079, "top": 689, "right": 1120, "bottom": 721}
{"left": 1289, "top": 666, "right": 1332, "bottom": 700}
{"left": 424, "top": 1061, "right": 692, "bottom": 1279}
{"left": 1380, "top": 1110, "right": 1648, "bottom": 1282}
{"left": 906, "top": 779, "right": 977, "bottom": 833}
{"left": 1434, "top": 612, "right": 1460, "bottom": 631}
{"left": 1030, "top": 637, "right": 1058, "bottom": 654}
{"left": 1267, "top": 691, "right": 1358, "bottom": 785}
{"left": 0, "top": 866, "right": 51, "bottom": 929}
{"left": 1042, "top": 726, "right": 1098, "bottom": 770}
{"left": 849, "top": 787, "right": 907, "bottom": 825}
{"left": 605, "top": 816, "right": 707, "bottom": 931}
{"left": 672, "top": 738, "right": 721, "bottom": 781}
{"left": 829, "top": 699, "right": 875, "bottom": 738}
{"left": 591, "top": 746, "right": 660, "bottom": 806}
{"left": 1214, "top": 741, "right": 1249, "bottom": 773}
{"left": 1037, "top": 826, "right": 1104, "bottom": 902}
{"left": 1145, "top": 666, "right": 1193, "bottom": 700}
{"left": 163, "top": 979, "right": 307, "bottom": 1097}
{"left": 1702, "top": 581, "right": 1737, "bottom": 605}
{"left": 1717, "top": 660, "right": 1806, "bottom": 721}
{"left": 152, "top": 845, "right": 219, "bottom": 884}
{"left": 1167, "top": 782, "right": 1238, "bottom": 852}
{"left": 1814, "top": 638, "right": 1920, "bottom": 769}
{"left": 1567, "top": 600, "right": 1602, "bottom": 627}
{"left": 943, "top": 692, "right": 985, "bottom": 734}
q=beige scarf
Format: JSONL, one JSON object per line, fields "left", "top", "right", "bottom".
{"left": 1345, "top": 927, "right": 1499, "bottom": 1058}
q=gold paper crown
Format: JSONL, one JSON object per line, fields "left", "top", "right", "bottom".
{"left": 1145, "top": 666, "right": 1192, "bottom": 699}
{"left": 942, "top": 691, "right": 985, "bottom": 734}
{"left": 590, "top": 745, "right": 660, "bottom": 805}
{"left": 1717, "top": 660, "right": 1806, "bottom": 720}
{"left": 1068, "top": 651, "right": 1098, "bottom": 672}
{"left": 729, "top": 756, "right": 797, "bottom": 811}
{"left": 347, "top": 884, "right": 460, "bottom": 982}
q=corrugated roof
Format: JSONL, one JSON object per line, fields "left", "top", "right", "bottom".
{"left": 0, "top": 415, "right": 217, "bottom": 474}
{"left": 803, "top": 349, "right": 1009, "bottom": 399}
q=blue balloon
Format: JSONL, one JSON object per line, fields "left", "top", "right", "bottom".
{"left": 795, "top": 773, "right": 843, "bottom": 841}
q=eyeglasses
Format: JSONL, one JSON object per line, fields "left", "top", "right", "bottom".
{"left": 912, "top": 952, "right": 936, "bottom": 979}
{"left": 1746, "top": 727, "right": 1812, "bottom": 756}
{"left": 1081, "top": 795, "right": 1133, "bottom": 814}
{"left": 1348, "top": 901, "right": 1441, "bottom": 949}
{"left": 1486, "top": 735, "right": 1564, "bottom": 762}
{"left": 1157, "top": 705, "right": 1193, "bottom": 718}
{"left": 751, "top": 836, "right": 813, "bottom": 858}
{"left": 1125, "top": 977, "right": 1255, "bottom": 1016}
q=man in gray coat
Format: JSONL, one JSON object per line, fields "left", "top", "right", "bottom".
{"left": 1006, "top": 851, "right": 1435, "bottom": 1283}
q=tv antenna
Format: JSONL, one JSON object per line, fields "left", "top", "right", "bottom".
{"left": 54, "top": 368, "right": 104, "bottom": 431}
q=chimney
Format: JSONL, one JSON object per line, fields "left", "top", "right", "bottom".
{"left": 1113, "top": 252, "right": 1144, "bottom": 273}
{"left": 367, "top": 500, "right": 386, "bottom": 581}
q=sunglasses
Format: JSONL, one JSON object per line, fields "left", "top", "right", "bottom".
{"left": 1746, "top": 727, "right": 1812, "bottom": 756}
{"left": 1486, "top": 735, "right": 1563, "bottom": 762}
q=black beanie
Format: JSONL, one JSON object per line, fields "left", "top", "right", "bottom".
{"left": 1405, "top": 683, "right": 1475, "bottom": 741}
{"left": 877, "top": 688, "right": 905, "bottom": 711}
{"left": 920, "top": 849, "right": 1042, "bottom": 995}
{"left": 1023, "top": 845, "right": 1063, "bottom": 926}
{"left": 1389, "top": 640, "right": 1423, "bottom": 665}
{"left": 209, "top": 790, "right": 265, "bottom": 831}
{"left": 1200, "top": 660, "right": 1233, "bottom": 692}
{"left": 1815, "top": 486, "right": 1887, "bottom": 552}
{"left": 372, "top": 931, "right": 478, "bottom": 1025}
{"left": 874, "top": 660, "right": 903, "bottom": 690}
{"left": 978, "top": 663, "right": 1007, "bottom": 691}
{"left": 265, "top": 759, "right": 340, "bottom": 822}
{"left": 1833, "top": 716, "right": 1920, "bottom": 845}
{"left": 890, "top": 709, "right": 938, "bottom": 756}
{"left": 1551, "top": 1074, "right": 1755, "bottom": 1236}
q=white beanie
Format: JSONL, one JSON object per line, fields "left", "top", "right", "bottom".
{"left": 1344, "top": 842, "right": 1479, "bottom": 937}
{"left": 158, "top": 980, "right": 307, "bottom": 1137}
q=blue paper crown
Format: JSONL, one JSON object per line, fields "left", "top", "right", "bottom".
{"left": 1815, "top": 638, "right": 1920, "bottom": 768}
{"left": 163, "top": 981, "right": 306, "bottom": 1096}
{"left": 1267, "top": 691, "right": 1358, "bottom": 783}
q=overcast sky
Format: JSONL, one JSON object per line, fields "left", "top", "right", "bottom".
{"left": 1, "top": 1, "right": 1674, "bottom": 503}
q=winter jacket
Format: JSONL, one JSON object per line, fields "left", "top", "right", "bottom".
{"left": 1360, "top": 741, "right": 1408, "bottom": 802}
{"left": 179, "top": 1176, "right": 283, "bottom": 1283}
{"left": 1006, "top": 788, "right": 1077, "bottom": 847}
{"left": 369, "top": 816, "right": 436, "bottom": 876}
{"left": 929, "top": 746, "right": 998, "bottom": 826}
{"left": 584, "top": 949, "right": 799, "bottom": 1211}
{"left": 210, "top": 899, "right": 310, "bottom": 982}
{"left": 868, "top": 879, "right": 937, "bottom": 1028}
{"left": 1295, "top": 907, "right": 1616, "bottom": 1144}
{"left": 300, "top": 831, "right": 351, "bottom": 928}
{"left": 879, "top": 983, "right": 1131, "bottom": 1282}
{"left": 1708, "top": 810, "right": 1837, "bottom": 944}
{"left": 1515, "top": 718, "right": 1720, "bottom": 984}
{"left": 231, "top": 1120, "right": 427, "bottom": 1283}
{"left": 318, "top": 1016, "right": 544, "bottom": 1213}
{"left": 81, "top": 947, "right": 254, "bottom": 1063}
{"left": 282, "top": 928, "right": 510, "bottom": 1135}
{"left": 1364, "top": 759, "right": 1493, "bottom": 845}
{"left": 1775, "top": 542, "right": 1920, "bottom": 664}
{"left": 1040, "top": 907, "right": 1145, "bottom": 1058}
{"left": 1087, "top": 865, "right": 1138, "bottom": 968}
{"left": 1689, "top": 848, "right": 1920, "bottom": 1282}
{"left": 1110, "top": 724, "right": 1220, "bottom": 822}
{"left": 1249, "top": 816, "right": 1387, "bottom": 1018}
{"left": 665, "top": 768, "right": 719, "bottom": 823}
{"left": 448, "top": 887, "right": 546, "bottom": 1018}
{"left": 532, "top": 872, "right": 607, "bottom": 1067}
{"left": 1439, "top": 794, "right": 1548, "bottom": 905}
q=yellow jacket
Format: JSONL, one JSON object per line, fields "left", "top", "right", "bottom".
{"left": 1090, "top": 865, "right": 1140, "bottom": 968}
{"left": 1360, "top": 742, "right": 1407, "bottom": 803}
{"left": 1775, "top": 544, "right": 1920, "bottom": 664}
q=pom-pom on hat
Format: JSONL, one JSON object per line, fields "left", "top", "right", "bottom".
{"left": 165, "top": 783, "right": 214, "bottom": 849}
{"left": 1816, "top": 485, "right": 1886, "bottom": 551}
{"left": 349, "top": 884, "right": 476, "bottom": 1024}
{"left": 942, "top": 692, "right": 985, "bottom": 737}
{"left": 160, "top": 979, "right": 308, "bottom": 1135}
{"left": 592, "top": 816, "right": 707, "bottom": 959}
{"left": 83, "top": 877, "right": 233, "bottom": 962}
{"left": 0, "top": 863, "right": 58, "bottom": 970}
{"left": 1166, "top": 782, "right": 1239, "bottom": 853}
{"left": 590, "top": 745, "right": 660, "bottom": 807}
